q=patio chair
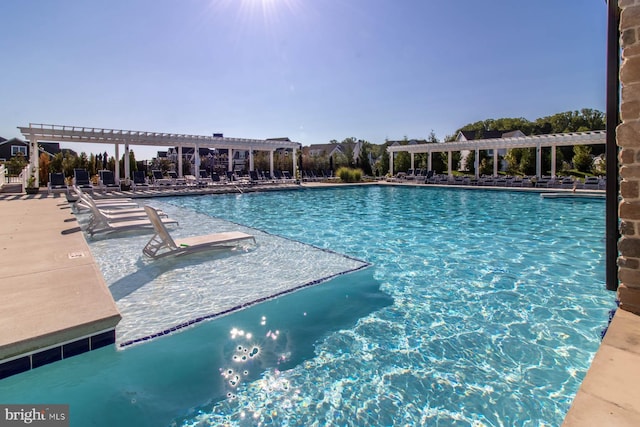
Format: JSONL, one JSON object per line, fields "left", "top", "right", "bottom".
{"left": 142, "top": 206, "right": 255, "bottom": 259}
{"left": 73, "top": 169, "right": 94, "bottom": 193}
{"left": 98, "top": 170, "right": 119, "bottom": 193}
{"left": 47, "top": 172, "right": 68, "bottom": 195}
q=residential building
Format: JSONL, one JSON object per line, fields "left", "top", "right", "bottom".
{"left": 0, "top": 137, "right": 62, "bottom": 162}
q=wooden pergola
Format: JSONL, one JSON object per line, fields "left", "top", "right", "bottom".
{"left": 19, "top": 123, "right": 302, "bottom": 186}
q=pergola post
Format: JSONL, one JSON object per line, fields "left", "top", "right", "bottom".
{"left": 474, "top": 148, "right": 480, "bottom": 178}
{"left": 269, "top": 150, "right": 274, "bottom": 178}
{"left": 114, "top": 144, "right": 120, "bottom": 182}
{"left": 536, "top": 143, "right": 542, "bottom": 178}
{"left": 410, "top": 153, "right": 415, "bottom": 171}
{"left": 124, "top": 143, "right": 130, "bottom": 182}
{"left": 551, "top": 146, "right": 557, "bottom": 178}
{"left": 29, "top": 136, "right": 39, "bottom": 187}
{"left": 194, "top": 144, "right": 200, "bottom": 174}
{"left": 493, "top": 150, "right": 498, "bottom": 177}
{"left": 389, "top": 151, "right": 394, "bottom": 176}
{"left": 427, "top": 151, "right": 432, "bottom": 172}
{"left": 447, "top": 151, "right": 452, "bottom": 177}
{"left": 178, "top": 145, "right": 183, "bottom": 177}
{"left": 228, "top": 149, "right": 234, "bottom": 172}
{"left": 292, "top": 147, "right": 298, "bottom": 177}
{"left": 249, "top": 148, "right": 254, "bottom": 171}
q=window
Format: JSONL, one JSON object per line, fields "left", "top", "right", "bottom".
{"left": 11, "top": 145, "right": 27, "bottom": 157}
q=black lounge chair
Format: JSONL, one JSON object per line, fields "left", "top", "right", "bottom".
{"left": 198, "top": 170, "right": 213, "bottom": 187}
{"left": 152, "top": 170, "right": 172, "bottom": 187}
{"left": 73, "top": 169, "right": 94, "bottom": 193}
{"left": 48, "top": 172, "right": 68, "bottom": 195}
{"left": 249, "top": 170, "right": 261, "bottom": 183}
{"left": 167, "top": 171, "right": 187, "bottom": 187}
{"left": 132, "top": 171, "right": 150, "bottom": 191}
{"left": 98, "top": 170, "right": 120, "bottom": 193}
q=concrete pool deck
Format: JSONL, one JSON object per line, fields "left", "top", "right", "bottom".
{"left": 0, "top": 185, "right": 637, "bottom": 426}
{"left": 0, "top": 196, "right": 121, "bottom": 378}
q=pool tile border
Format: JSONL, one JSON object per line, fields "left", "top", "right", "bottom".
{"left": 0, "top": 330, "right": 116, "bottom": 380}
{"left": 118, "top": 262, "right": 371, "bottom": 348}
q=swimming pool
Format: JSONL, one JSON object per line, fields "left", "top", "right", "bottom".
{"left": 0, "top": 185, "right": 611, "bottom": 426}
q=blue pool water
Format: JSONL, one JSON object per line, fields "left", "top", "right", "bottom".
{"left": 0, "top": 186, "right": 611, "bottom": 426}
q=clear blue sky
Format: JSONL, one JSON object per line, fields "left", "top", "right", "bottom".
{"left": 0, "top": 0, "right": 607, "bottom": 160}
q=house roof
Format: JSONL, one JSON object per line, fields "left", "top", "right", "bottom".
{"left": 307, "top": 143, "right": 342, "bottom": 154}
{"left": 501, "top": 130, "right": 526, "bottom": 138}
{"left": 40, "top": 142, "right": 61, "bottom": 156}
{"left": 458, "top": 130, "right": 522, "bottom": 141}
{"left": 0, "top": 137, "right": 26, "bottom": 146}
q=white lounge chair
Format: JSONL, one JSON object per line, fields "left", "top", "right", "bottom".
{"left": 142, "top": 206, "right": 255, "bottom": 259}
{"left": 77, "top": 192, "right": 169, "bottom": 221}
{"left": 81, "top": 197, "right": 178, "bottom": 236}
{"left": 72, "top": 186, "right": 138, "bottom": 212}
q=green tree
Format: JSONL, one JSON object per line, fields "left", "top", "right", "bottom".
{"left": 429, "top": 152, "right": 445, "bottom": 173}
{"left": 520, "top": 148, "right": 536, "bottom": 175}
{"left": 39, "top": 153, "right": 51, "bottom": 185}
{"left": 5, "top": 152, "right": 28, "bottom": 175}
{"left": 119, "top": 151, "right": 138, "bottom": 176}
{"left": 340, "top": 138, "right": 356, "bottom": 168}
{"left": 377, "top": 149, "right": 389, "bottom": 176}
{"left": 479, "top": 157, "right": 493, "bottom": 176}
{"left": 62, "top": 153, "right": 76, "bottom": 178}
{"left": 393, "top": 151, "right": 411, "bottom": 174}
{"left": 504, "top": 148, "right": 536, "bottom": 175}
{"left": 357, "top": 141, "right": 373, "bottom": 175}
{"left": 465, "top": 150, "right": 490, "bottom": 174}
{"left": 88, "top": 153, "right": 97, "bottom": 175}
{"left": 50, "top": 152, "right": 64, "bottom": 174}
{"left": 573, "top": 145, "right": 593, "bottom": 172}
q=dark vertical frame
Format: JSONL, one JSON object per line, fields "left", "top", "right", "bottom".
{"left": 606, "top": 0, "right": 621, "bottom": 291}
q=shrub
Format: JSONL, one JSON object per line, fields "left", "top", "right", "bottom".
{"left": 336, "top": 167, "right": 363, "bottom": 182}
